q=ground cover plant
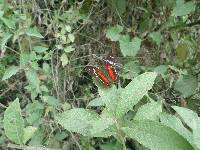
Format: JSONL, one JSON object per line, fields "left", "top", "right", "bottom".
{"left": 0, "top": 0, "right": 200, "bottom": 150}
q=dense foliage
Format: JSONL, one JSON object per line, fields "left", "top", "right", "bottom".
{"left": 0, "top": 0, "right": 200, "bottom": 150}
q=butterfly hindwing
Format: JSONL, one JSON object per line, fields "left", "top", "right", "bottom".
{"left": 85, "top": 66, "right": 111, "bottom": 86}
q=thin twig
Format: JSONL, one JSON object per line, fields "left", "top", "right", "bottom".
{"left": 70, "top": 132, "right": 82, "bottom": 150}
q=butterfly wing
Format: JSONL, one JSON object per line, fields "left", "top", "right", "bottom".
{"left": 102, "top": 54, "right": 119, "bottom": 82}
{"left": 105, "top": 63, "right": 118, "bottom": 81}
{"left": 85, "top": 66, "right": 111, "bottom": 86}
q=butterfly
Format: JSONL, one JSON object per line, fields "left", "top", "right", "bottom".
{"left": 85, "top": 54, "right": 119, "bottom": 87}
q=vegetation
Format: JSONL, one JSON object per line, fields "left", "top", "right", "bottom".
{"left": 0, "top": 0, "right": 200, "bottom": 150}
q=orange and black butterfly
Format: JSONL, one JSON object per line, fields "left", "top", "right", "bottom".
{"left": 85, "top": 54, "right": 120, "bottom": 87}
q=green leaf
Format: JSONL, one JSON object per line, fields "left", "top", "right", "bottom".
{"left": 0, "top": 17, "right": 16, "bottom": 29}
{"left": 172, "top": 106, "right": 199, "bottom": 130}
{"left": 26, "top": 27, "right": 43, "bottom": 38}
{"left": 99, "top": 72, "right": 157, "bottom": 118}
{"left": 64, "top": 45, "right": 75, "bottom": 53}
{"left": 90, "top": 116, "right": 115, "bottom": 136}
{"left": 149, "top": 32, "right": 162, "bottom": 46}
{"left": 87, "top": 97, "right": 105, "bottom": 107}
{"left": 172, "top": 1, "right": 196, "bottom": 17}
{"left": 60, "top": 53, "right": 69, "bottom": 67}
{"left": 119, "top": 35, "right": 142, "bottom": 57}
{"left": 0, "top": 32, "right": 12, "bottom": 52}
{"left": 122, "top": 61, "right": 141, "bottom": 79}
{"left": 25, "top": 68, "right": 40, "bottom": 90}
{"left": 176, "top": 44, "right": 189, "bottom": 62}
{"left": 122, "top": 120, "right": 194, "bottom": 150}
{"left": 33, "top": 46, "right": 48, "bottom": 53}
{"left": 100, "top": 141, "right": 123, "bottom": 150}
{"left": 3, "top": 98, "right": 24, "bottom": 144}
{"left": 2, "top": 66, "right": 20, "bottom": 80}
{"left": 20, "top": 53, "right": 31, "bottom": 68}
{"left": 68, "top": 33, "right": 75, "bottom": 42}
{"left": 117, "top": 72, "right": 157, "bottom": 118}
{"left": 193, "top": 121, "right": 200, "bottom": 149}
{"left": 23, "top": 126, "right": 37, "bottom": 144}
{"left": 99, "top": 86, "right": 120, "bottom": 117}
{"left": 113, "top": 0, "right": 126, "bottom": 15}
{"left": 106, "top": 25, "right": 123, "bottom": 41}
{"left": 56, "top": 108, "right": 99, "bottom": 136}
{"left": 134, "top": 101, "right": 162, "bottom": 121}
{"left": 0, "top": 11, "right": 4, "bottom": 17}
{"left": 43, "top": 96, "right": 59, "bottom": 106}
{"left": 28, "top": 128, "right": 44, "bottom": 145}
{"left": 174, "top": 75, "right": 198, "bottom": 98}
{"left": 65, "top": 25, "right": 72, "bottom": 32}
{"left": 160, "top": 113, "right": 193, "bottom": 145}
{"left": 55, "top": 130, "right": 69, "bottom": 141}
{"left": 25, "top": 100, "right": 44, "bottom": 125}
{"left": 154, "top": 65, "right": 168, "bottom": 77}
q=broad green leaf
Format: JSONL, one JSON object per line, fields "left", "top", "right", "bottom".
{"left": 90, "top": 117, "right": 115, "bottom": 136}
{"left": 0, "top": 17, "right": 16, "bottom": 29}
{"left": 42, "top": 62, "right": 50, "bottom": 75}
{"left": 42, "top": 96, "right": 59, "bottom": 106}
{"left": 60, "top": 53, "right": 69, "bottom": 67}
{"left": 116, "top": 72, "right": 157, "bottom": 118}
{"left": 68, "top": 33, "right": 75, "bottom": 42}
{"left": 2, "top": 66, "right": 20, "bottom": 80}
{"left": 87, "top": 97, "right": 105, "bottom": 107}
{"left": 62, "top": 102, "right": 71, "bottom": 111}
{"left": 176, "top": 44, "right": 189, "bottom": 62}
{"left": 55, "top": 130, "right": 69, "bottom": 141}
{"left": 154, "top": 65, "right": 168, "bottom": 77}
{"left": 99, "top": 86, "right": 120, "bottom": 117}
{"left": 65, "top": 25, "right": 71, "bottom": 32}
{"left": 134, "top": 101, "right": 162, "bottom": 121}
{"left": 106, "top": 25, "right": 123, "bottom": 41}
{"left": 174, "top": 75, "right": 198, "bottom": 98}
{"left": 122, "top": 61, "right": 141, "bottom": 79}
{"left": 33, "top": 46, "right": 48, "bottom": 53}
{"left": 90, "top": 111, "right": 115, "bottom": 137}
{"left": 113, "top": 0, "right": 126, "bottom": 15}
{"left": 26, "top": 27, "right": 43, "bottom": 38}
{"left": 64, "top": 45, "right": 75, "bottom": 53}
{"left": 23, "top": 126, "right": 37, "bottom": 144}
{"left": 0, "top": 11, "right": 3, "bottom": 17}
{"left": 172, "top": 1, "right": 196, "bottom": 17}
{"left": 25, "top": 68, "right": 40, "bottom": 90}
{"left": 0, "top": 32, "right": 12, "bottom": 52}
{"left": 28, "top": 128, "right": 44, "bottom": 145}
{"left": 25, "top": 100, "right": 44, "bottom": 125}
{"left": 172, "top": 106, "right": 199, "bottom": 130}
{"left": 100, "top": 141, "right": 123, "bottom": 150}
{"left": 122, "top": 120, "right": 193, "bottom": 150}
{"left": 193, "top": 120, "right": 200, "bottom": 149}
{"left": 119, "top": 35, "right": 142, "bottom": 57}
{"left": 149, "top": 32, "right": 162, "bottom": 46}
{"left": 20, "top": 53, "right": 31, "bottom": 68}
{"left": 3, "top": 98, "right": 24, "bottom": 144}
{"left": 160, "top": 113, "right": 193, "bottom": 145}
{"left": 44, "top": 135, "right": 60, "bottom": 149}
{"left": 56, "top": 108, "right": 99, "bottom": 136}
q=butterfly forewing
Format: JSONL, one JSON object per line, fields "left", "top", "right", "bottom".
{"left": 105, "top": 63, "right": 118, "bottom": 81}
{"left": 85, "top": 66, "right": 111, "bottom": 86}
{"left": 102, "top": 54, "right": 119, "bottom": 82}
